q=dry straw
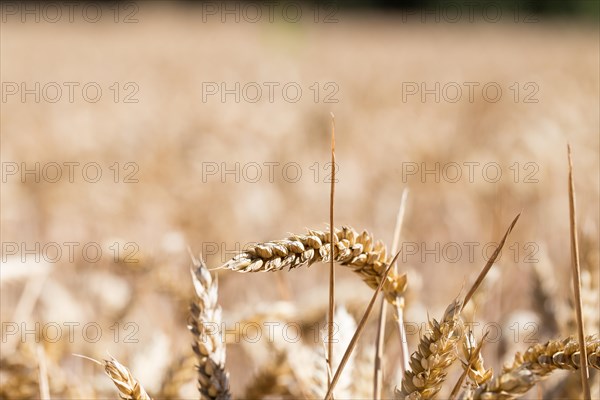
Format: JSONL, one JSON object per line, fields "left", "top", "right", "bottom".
{"left": 375, "top": 189, "right": 410, "bottom": 399}
{"left": 327, "top": 112, "right": 337, "bottom": 388}
{"left": 220, "top": 226, "right": 407, "bottom": 304}
{"left": 189, "top": 256, "right": 231, "bottom": 400}
{"left": 324, "top": 251, "right": 400, "bottom": 400}
{"left": 567, "top": 144, "right": 591, "bottom": 399}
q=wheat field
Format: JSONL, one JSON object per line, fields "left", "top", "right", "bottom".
{"left": 1, "top": 2, "right": 599, "bottom": 399}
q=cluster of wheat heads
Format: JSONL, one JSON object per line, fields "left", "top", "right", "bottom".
{"left": 96, "top": 218, "right": 599, "bottom": 399}
{"left": 98, "top": 148, "right": 597, "bottom": 400}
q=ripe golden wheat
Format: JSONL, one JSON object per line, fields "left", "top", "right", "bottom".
{"left": 220, "top": 226, "right": 407, "bottom": 304}
{"left": 189, "top": 257, "right": 231, "bottom": 400}
{"left": 96, "top": 226, "right": 598, "bottom": 400}
{"left": 103, "top": 357, "right": 151, "bottom": 400}
{"left": 396, "top": 299, "right": 464, "bottom": 400}
{"left": 463, "top": 336, "right": 600, "bottom": 399}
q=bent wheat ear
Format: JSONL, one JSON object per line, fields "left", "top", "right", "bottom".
{"left": 104, "top": 357, "right": 151, "bottom": 400}
{"left": 189, "top": 257, "right": 231, "bottom": 400}
{"left": 221, "top": 226, "right": 407, "bottom": 304}
{"left": 467, "top": 336, "right": 600, "bottom": 399}
{"left": 396, "top": 299, "right": 464, "bottom": 400}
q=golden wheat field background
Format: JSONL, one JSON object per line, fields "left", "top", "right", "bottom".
{"left": 1, "top": 2, "right": 599, "bottom": 399}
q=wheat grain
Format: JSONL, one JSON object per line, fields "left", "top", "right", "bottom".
{"left": 221, "top": 226, "right": 407, "bottom": 304}
{"left": 189, "top": 256, "right": 231, "bottom": 400}
{"left": 396, "top": 299, "right": 464, "bottom": 400}
{"left": 461, "top": 330, "right": 492, "bottom": 387}
{"left": 465, "top": 336, "right": 600, "bottom": 399}
{"left": 103, "top": 357, "right": 151, "bottom": 400}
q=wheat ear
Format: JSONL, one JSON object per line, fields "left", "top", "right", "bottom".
{"left": 457, "top": 329, "right": 493, "bottom": 391}
{"left": 103, "top": 357, "right": 151, "bottom": 400}
{"left": 221, "top": 226, "right": 407, "bottom": 304}
{"left": 396, "top": 299, "right": 464, "bottom": 400}
{"left": 189, "top": 256, "right": 231, "bottom": 400}
{"left": 465, "top": 336, "right": 600, "bottom": 399}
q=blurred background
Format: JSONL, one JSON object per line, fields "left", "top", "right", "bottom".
{"left": 1, "top": 1, "right": 599, "bottom": 399}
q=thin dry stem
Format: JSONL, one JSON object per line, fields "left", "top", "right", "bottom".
{"left": 324, "top": 251, "right": 400, "bottom": 400}
{"left": 328, "top": 112, "right": 336, "bottom": 387}
{"left": 462, "top": 213, "right": 520, "bottom": 308}
{"left": 375, "top": 188, "right": 409, "bottom": 399}
{"left": 568, "top": 143, "right": 591, "bottom": 399}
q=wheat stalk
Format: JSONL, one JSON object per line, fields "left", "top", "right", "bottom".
{"left": 567, "top": 144, "right": 592, "bottom": 398}
{"left": 464, "top": 336, "right": 600, "bottom": 399}
{"left": 103, "top": 357, "right": 151, "bottom": 400}
{"left": 189, "top": 256, "right": 231, "bottom": 400}
{"left": 327, "top": 112, "right": 337, "bottom": 389}
{"left": 395, "top": 299, "right": 464, "bottom": 400}
{"left": 324, "top": 251, "right": 400, "bottom": 400}
{"left": 375, "top": 189, "right": 410, "bottom": 399}
{"left": 220, "top": 226, "right": 407, "bottom": 304}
